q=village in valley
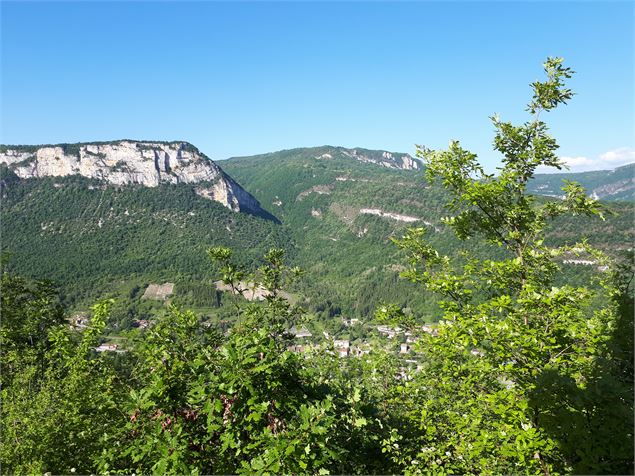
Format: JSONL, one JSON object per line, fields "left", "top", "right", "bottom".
{"left": 71, "top": 280, "right": 440, "bottom": 370}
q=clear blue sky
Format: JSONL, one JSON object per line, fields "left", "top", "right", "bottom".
{"left": 2, "top": 1, "right": 633, "bottom": 172}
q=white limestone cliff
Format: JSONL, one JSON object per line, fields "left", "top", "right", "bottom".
{"left": 341, "top": 149, "right": 421, "bottom": 170}
{"left": 0, "top": 141, "right": 265, "bottom": 214}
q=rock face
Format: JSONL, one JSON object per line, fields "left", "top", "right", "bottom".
{"left": 340, "top": 148, "right": 421, "bottom": 170}
{"left": 0, "top": 140, "right": 267, "bottom": 214}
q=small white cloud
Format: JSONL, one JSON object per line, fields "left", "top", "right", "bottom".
{"left": 560, "top": 156, "right": 594, "bottom": 168}
{"left": 537, "top": 147, "right": 635, "bottom": 173}
{"left": 599, "top": 147, "right": 635, "bottom": 164}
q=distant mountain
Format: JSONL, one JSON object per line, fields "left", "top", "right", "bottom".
{"left": 0, "top": 140, "right": 270, "bottom": 216}
{"left": 529, "top": 163, "right": 635, "bottom": 201}
{"left": 227, "top": 145, "right": 422, "bottom": 171}
{"left": 1, "top": 143, "right": 632, "bottom": 322}
{"left": 223, "top": 146, "right": 633, "bottom": 319}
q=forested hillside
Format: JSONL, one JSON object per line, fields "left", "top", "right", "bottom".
{"left": 1, "top": 142, "right": 633, "bottom": 327}
{"left": 0, "top": 171, "right": 289, "bottom": 307}
{"left": 222, "top": 147, "right": 455, "bottom": 318}
{"left": 223, "top": 145, "right": 633, "bottom": 316}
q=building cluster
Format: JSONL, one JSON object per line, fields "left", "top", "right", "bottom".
{"left": 133, "top": 319, "right": 151, "bottom": 329}
{"left": 94, "top": 343, "right": 119, "bottom": 352}
{"left": 286, "top": 320, "right": 439, "bottom": 360}
{"left": 70, "top": 313, "right": 89, "bottom": 329}
{"left": 376, "top": 325, "right": 402, "bottom": 338}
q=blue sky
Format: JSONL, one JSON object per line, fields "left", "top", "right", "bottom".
{"left": 2, "top": 1, "right": 633, "bottom": 172}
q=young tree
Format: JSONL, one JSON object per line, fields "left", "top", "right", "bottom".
{"left": 1, "top": 297, "right": 120, "bottom": 474}
{"left": 383, "top": 58, "right": 633, "bottom": 474}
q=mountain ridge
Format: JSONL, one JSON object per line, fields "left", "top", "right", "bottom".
{"left": 1, "top": 140, "right": 632, "bottom": 321}
{"left": 529, "top": 162, "right": 635, "bottom": 201}
{"left": 224, "top": 144, "right": 633, "bottom": 201}
{"left": 224, "top": 145, "right": 422, "bottom": 171}
{"left": 0, "top": 140, "right": 270, "bottom": 216}
{"left": 4, "top": 140, "right": 630, "bottom": 202}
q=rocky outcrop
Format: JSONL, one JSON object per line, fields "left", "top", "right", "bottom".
{"left": 0, "top": 140, "right": 268, "bottom": 214}
{"left": 195, "top": 173, "right": 263, "bottom": 213}
{"left": 340, "top": 148, "right": 421, "bottom": 170}
{"left": 589, "top": 178, "right": 635, "bottom": 200}
{"left": 358, "top": 208, "right": 420, "bottom": 223}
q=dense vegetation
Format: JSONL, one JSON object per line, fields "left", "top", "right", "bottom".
{"left": 2, "top": 131, "right": 632, "bottom": 332}
{"left": 222, "top": 146, "right": 632, "bottom": 321}
{"left": 0, "top": 174, "right": 290, "bottom": 307}
{"left": 1, "top": 58, "right": 633, "bottom": 474}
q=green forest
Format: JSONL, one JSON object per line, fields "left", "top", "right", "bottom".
{"left": 1, "top": 59, "right": 633, "bottom": 474}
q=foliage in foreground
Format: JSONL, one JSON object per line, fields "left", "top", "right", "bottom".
{"left": 1, "top": 58, "right": 633, "bottom": 475}
{"left": 379, "top": 57, "right": 634, "bottom": 474}
{"left": 1, "top": 250, "right": 398, "bottom": 475}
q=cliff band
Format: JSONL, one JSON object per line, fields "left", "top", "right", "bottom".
{"left": 0, "top": 140, "right": 265, "bottom": 214}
